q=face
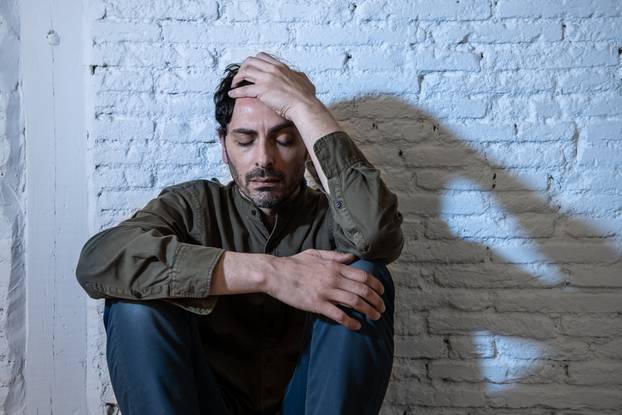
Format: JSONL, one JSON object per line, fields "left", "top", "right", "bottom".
{"left": 220, "top": 97, "right": 308, "bottom": 209}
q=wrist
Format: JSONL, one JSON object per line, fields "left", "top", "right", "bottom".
{"left": 290, "top": 99, "right": 342, "bottom": 144}
{"left": 256, "top": 254, "right": 280, "bottom": 296}
{"left": 289, "top": 97, "right": 329, "bottom": 124}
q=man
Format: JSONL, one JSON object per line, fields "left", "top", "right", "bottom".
{"left": 76, "top": 52, "right": 404, "bottom": 415}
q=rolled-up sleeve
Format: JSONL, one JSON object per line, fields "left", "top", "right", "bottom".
{"left": 75, "top": 183, "right": 224, "bottom": 315}
{"left": 313, "top": 131, "right": 404, "bottom": 264}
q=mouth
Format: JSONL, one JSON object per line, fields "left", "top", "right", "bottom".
{"left": 251, "top": 178, "right": 281, "bottom": 183}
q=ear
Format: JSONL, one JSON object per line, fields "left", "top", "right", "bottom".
{"left": 219, "top": 134, "right": 229, "bottom": 164}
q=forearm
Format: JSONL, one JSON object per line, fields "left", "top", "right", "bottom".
{"left": 209, "top": 251, "right": 274, "bottom": 295}
{"left": 290, "top": 98, "right": 342, "bottom": 195}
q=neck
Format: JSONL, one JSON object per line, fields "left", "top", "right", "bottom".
{"left": 237, "top": 181, "right": 303, "bottom": 220}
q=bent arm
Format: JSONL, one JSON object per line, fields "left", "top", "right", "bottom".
{"left": 290, "top": 100, "right": 404, "bottom": 264}
{"left": 75, "top": 185, "right": 227, "bottom": 315}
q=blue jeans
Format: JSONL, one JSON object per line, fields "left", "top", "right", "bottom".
{"left": 103, "top": 259, "right": 395, "bottom": 415}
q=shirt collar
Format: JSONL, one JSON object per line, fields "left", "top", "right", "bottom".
{"left": 231, "top": 179, "right": 308, "bottom": 222}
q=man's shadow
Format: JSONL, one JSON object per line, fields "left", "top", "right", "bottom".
{"left": 329, "top": 95, "right": 622, "bottom": 411}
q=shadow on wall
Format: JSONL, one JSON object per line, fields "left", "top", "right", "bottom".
{"left": 330, "top": 95, "right": 622, "bottom": 412}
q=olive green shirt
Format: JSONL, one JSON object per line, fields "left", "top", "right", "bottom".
{"left": 75, "top": 130, "right": 404, "bottom": 414}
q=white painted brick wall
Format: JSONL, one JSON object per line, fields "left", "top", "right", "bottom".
{"left": 85, "top": 0, "right": 622, "bottom": 413}
{"left": 0, "top": 0, "right": 25, "bottom": 412}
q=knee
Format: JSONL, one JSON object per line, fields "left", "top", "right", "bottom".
{"left": 348, "top": 258, "right": 394, "bottom": 297}
{"left": 103, "top": 298, "right": 188, "bottom": 334}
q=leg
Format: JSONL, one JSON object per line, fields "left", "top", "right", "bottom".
{"left": 103, "top": 298, "right": 232, "bottom": 415}
{"left": 280, "top": 258, "right": 395, "bottom": 415}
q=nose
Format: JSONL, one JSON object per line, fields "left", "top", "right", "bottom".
{"left": 255, "top": 138, "right": 275, "bottom": 167}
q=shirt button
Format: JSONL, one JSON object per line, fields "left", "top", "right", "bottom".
{"left": 131, "top": 290, "right": 142, "bottom": 298}
{"left": 335, "top": 200, "right": 343, "bottom": 209}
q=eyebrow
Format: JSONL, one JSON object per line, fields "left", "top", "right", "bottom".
{"left": 231, "top": 121, "right": 296, "bottom": 137}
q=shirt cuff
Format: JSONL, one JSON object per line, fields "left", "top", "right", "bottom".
{"left": 312, "top": 131, "right": 370, "bottom": 179}
{"left": 169, "top": 243, "right": 225, "bottom": 298}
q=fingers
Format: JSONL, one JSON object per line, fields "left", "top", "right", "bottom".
{"left": 255, "top": 51, "right": 287, "bottom": 66}
{"left": 309, "top": 249, "right": 355, "bottom": 263}
{"left": 321, "top": 302, "right": 362, "bottom": 331}
{"left": 340, "top": 264, "right": 386, "bottom": 296}
{"left": 329, "top": 289, "right": 382, "bottom": 321}
{"left": 336, "top": 275, "right": 386, "bottom": 316}
{"left": 228, "top": 84, "right": 259, "bottom": 99}
{"left": 231, "top": 64, "right": 265, "bottom": 88}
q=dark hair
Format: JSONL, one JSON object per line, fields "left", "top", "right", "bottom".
{"left": 214, "top": 63, "right": 254, "bottom": 138}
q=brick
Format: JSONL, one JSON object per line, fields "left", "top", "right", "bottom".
{"left": 220, "top": 0, "right": 262, "bottom": 21}
{"left": 265, "top": 2, "right": 347, "bottom": 23}
{"left": 431, "top": 263, "right": 559, "bottom": 288}
{"left": 593, "top": 338, "right": 622, "bottom": 360}
{"left": 494, "top": 290, "right": 622, "bottom": 313}
{"left": 294, "top": 25, "right": 403, "bottom": 46}
{"left": 486, "top": 383, "right": 622, "bottom": 409}
{"left": 284, "top": 49, "right": 349, "bottom": 71}
{"left": 559, "top": 69, "right": 618, "bottom": 93}
{"left": 394, "top": 310, "right": 426, "bottom": 336}
{"left": 407, "top": 0, "right": 491, "bottom": 21}
{"left": 447, "top": 335, "right": 495, "bottom": 359}
{"left": 155, "top": 119, "right": 217, "bottom": 143}
{"left": 162, "top": 23, "right": 289, "bottom": 44}
{"left": 156, "top": 68, "right": 219, "bottom": 94}
{"left": 410, "top": 47, "right": 481, "bottom": 71}
{"left": 495, "top": 0, "right": 621, "bottom": 18}
{"left": 561, "top": 94, "right": 622, "bottom": 117}
{"left": 482, "top": 142, "right": 569, "bottom": 168}
{"left": 558, "top": 215, "right": 622, "bottom": 238}
{"left": 104, "top": 0, "right": 219, "bottom": 20}
{"left": 443, "top": 121, "right": 515, "bottom": 142}
{"left": 92, "top": 166, "right": 125, "bottom": 190}
{"left": 97, "top": 189, "right": 157, "bottom": 211}
{"left": 309, "top": 70, "right": 419, "bottom": 98}
{"left": 404, "top": 240, "right": 489, "bottom": 263}
{"left": 577, "top": 145, "right": 622, "bottom": 166}
{"left": 355, "top": 48, "right": 406, "bottom": 70}
{"left": 568, "top": 360, "right": 622, "bottom": 384}
{"left": 559, "top": 168, "right": 621, "bottom": 191}
{"left": 386, "top": 380, "right": 487, "bottom": 407}
{"left": 516, "top": 122, "right": 576, "bottom": 142}
{"left": 394, "top": 335, "right": 447, "bottom": 358}
{"left": 430, "top": 21, "right": 561, "bottom": 44}
{"left": 488, "top": 44, "right": 617, "bottom": 70}
{"left": 429, "top": 358, "right": 566, "bottom": 383}
{"left": 500, "top": 191, "right": 552, "bottom": 213}
{"left": 584, "top": 121, "right": 622, "bottom": 141}
{"left": 391, "top": 358, "right": 427, "bottom": 381}
{"left": 562, "top": 264, "right": 622, "bottom": 287}
{"left": 92, "top": 118, "right": 154, "bottom": 141}
{"left": 566, "top": 18, "right": 622, "bottom": 40}
{"left": 91, "top": 21, "right": 161, "bottom": 42}
{"left": 492, "top": 239, "right": 621, "bottom": 264}
{"left": 94, "top": 68, "right": 154, "bottom": 92}
{"left": 429, "top": 312, "right": 557, "bottom": 338}
{"left": 426, "top": 213, "right": 555, "bottom": 239}
{"left": 421, "top": 70, "right": 554, "bottom": 95}
{"left": 91, "top": 42, "right": 175, "bottom": 67}
{"left": 561, "top": 315, "right": 622, "bottom": 337}
{"left": 399, "top": 288, "right": 493, "bottom": 311}
{"left": 421, "top": 96, "right": 488, "bottom": 119}
{"left": 495, "top": 335, "right": 591, "bottom": 360}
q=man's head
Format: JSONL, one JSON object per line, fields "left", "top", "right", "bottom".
{"left": 214, "top": 63, "right": 308, "bottom": 210}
